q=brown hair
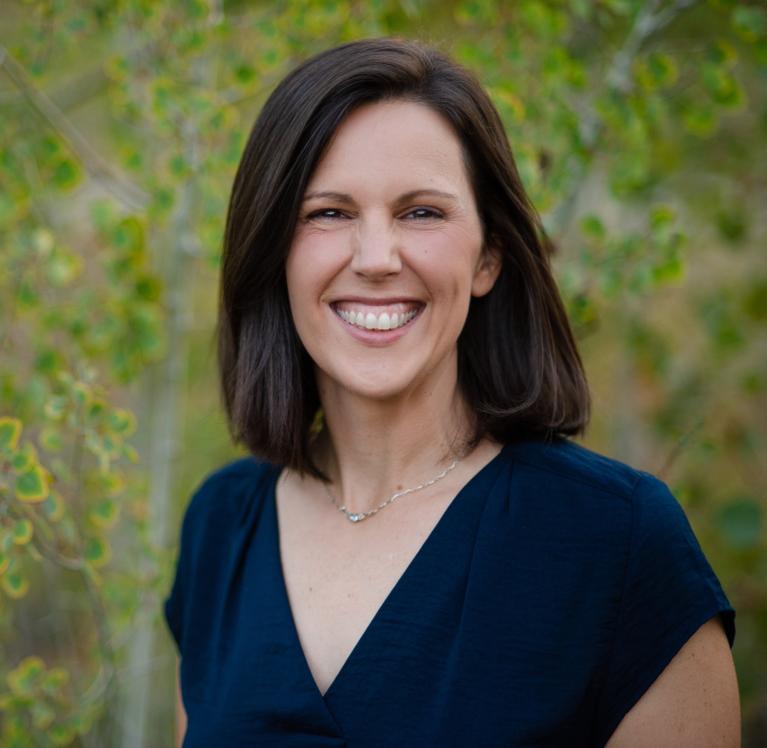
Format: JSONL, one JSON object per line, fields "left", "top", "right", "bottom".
{"left": 218, "top": 36, "right": 590, "bottom": 477}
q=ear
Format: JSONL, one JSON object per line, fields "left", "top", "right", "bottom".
{"left": 471, "top": 244, "right": 502, "bottom": 298}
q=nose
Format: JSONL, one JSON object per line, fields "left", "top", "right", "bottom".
{"left": 349, "top": 213, "right": 402, "bottom": 278}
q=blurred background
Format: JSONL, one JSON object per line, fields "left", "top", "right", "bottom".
{"left": 0, "top": 0, "right": 765, "bottom": 745}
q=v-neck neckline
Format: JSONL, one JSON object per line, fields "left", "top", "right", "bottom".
{"left": 268, "top": 443, "right": 510, "bottom": 703}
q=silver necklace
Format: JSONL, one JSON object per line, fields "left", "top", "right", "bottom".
{"left": 322, "top": 458, "right": 460, "bottom": 523}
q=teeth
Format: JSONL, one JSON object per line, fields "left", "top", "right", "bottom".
{"left": 336, "top": 307, "right": 418, "bottom": 331}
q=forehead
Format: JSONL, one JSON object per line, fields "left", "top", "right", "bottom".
{"left": 307, "top": 99, "right": 470, "bottom": 192}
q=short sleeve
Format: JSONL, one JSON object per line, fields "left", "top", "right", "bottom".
{"left": 162, "top": 456, "right": 269, "bottom": 656}
{"left": 163, "top": 478, "right": 210, "bottom": 655}
{"left": 595, "top": 472, "right": 736, "bottom": 747}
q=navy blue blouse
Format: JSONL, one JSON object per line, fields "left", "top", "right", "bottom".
{"left": 164, "top": 437, "right": 736, "bottom": 747}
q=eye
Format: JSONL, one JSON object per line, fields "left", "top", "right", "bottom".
{"left": 403, "top": 207, "right": 443, "bottom": 220}
{"left": 305, "top": 208, "right": 348, "bottom": 221}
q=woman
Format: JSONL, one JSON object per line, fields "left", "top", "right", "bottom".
{"left": 164, "top": 38, "right": 739, "bottom": 747}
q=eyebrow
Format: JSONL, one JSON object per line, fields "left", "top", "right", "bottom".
{"left": 301, "top": 188, "right": 459, "bottom": 204}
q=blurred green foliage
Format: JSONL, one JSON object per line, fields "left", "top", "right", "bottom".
{"left": 0, "top": 0, "right": 765, "bottom": 745}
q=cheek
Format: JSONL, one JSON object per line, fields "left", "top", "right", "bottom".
{"left": 408, "top": 233, "right": 481, "bottom": 299}
{"left": 287, "top": 230, "right": 348, "bottom": 293}
{"left": 286, "top": 236, "right": 323, "bottom": 298}
{"left": 284, "top": 254, "right": 303, "bottom": 312}
{"left": 285, "top": 250, "right": 316, "bottom": 333}
{"left": 285, "top": 241, "right": 344, "bottom": 339}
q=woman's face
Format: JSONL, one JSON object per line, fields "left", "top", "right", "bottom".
{"left": 285, "top": 99, "right": 501, "bottom": 404}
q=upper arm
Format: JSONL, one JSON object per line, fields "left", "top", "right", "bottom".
{"left": 175, "top": 655, "right": 187, "bottom": 748}
{"left": 605, "top": 615, "right": 740, "bottom": 747}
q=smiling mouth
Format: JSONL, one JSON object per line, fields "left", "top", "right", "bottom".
{"left": 330, "top": 301, "right": 425, "bottom": 331}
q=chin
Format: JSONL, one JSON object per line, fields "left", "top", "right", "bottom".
{"left": 317, "top": 363, "right": 423, "bottom": 403}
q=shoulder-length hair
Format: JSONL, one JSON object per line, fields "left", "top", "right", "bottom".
{"left": 218, "top": 36, "right": 590, "bottom": 477}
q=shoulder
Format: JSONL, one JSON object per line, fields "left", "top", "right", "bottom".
{"left": 180, "top": 455, "right": 279, "bottom": 537}
{"left": 500, "top": 436, "right": 694, "bottom": 548}
{"left": 505, "top": 435, "right": 650, "bottom": 501}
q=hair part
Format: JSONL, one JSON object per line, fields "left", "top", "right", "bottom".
{"left": 218, "top": 36, "right": 590, "bottom": 477}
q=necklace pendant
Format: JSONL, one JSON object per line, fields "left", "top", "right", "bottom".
{"left": 324, "top": 456, "right": 461, "bottom": 525}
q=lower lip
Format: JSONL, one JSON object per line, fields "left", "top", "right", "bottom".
{"left": 331, "top": 307, "right": 423, "bottom": 346}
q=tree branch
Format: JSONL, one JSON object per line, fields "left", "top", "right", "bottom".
{"left": 546, "top": 0, "right": 700, "bottom": 238}
{"left": 0, "top": 45, "right": 149, "bottom": 211}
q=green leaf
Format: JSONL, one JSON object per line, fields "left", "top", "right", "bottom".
{"left": 649, "top": 205, "right": 675, "bottom": 231}
{"left": 597, "top": 267, "right": 623, "bottom": 299}
{"left": 11, "top": 441, "right": 36, "bottom": 471}
{"left": 628, "top": 262, "right": 654, "bottom": 294}
{"left": 742, "top": 280, "right": 767, "bottom": 321}
{"left": 168, "top": 153, "right": 189, "bottom": 177}
{"left": 35, "top": 349, "right": 62, "bottom": 375}
{"left": 46, "top": 249, "right": 83, "bottom": 287}
{"left": 72, "top": 382, "right": 91, "bottom": 408}
{"left": 102, "top": 434, "right": 122, "bottom": 456}
{"left": 44, "top": 396, "right": 68, "bottom": 420}
{"left": 150, "top": 77, "right": 173, "bottom": 113}
{"left": 702, "top": 296, "right": 745, "bottom": 351}
{"left": 568, "top": 291, "right": 599, "bottom": 329}
{"left": 89, "top": 498, "right": 119, "bottom": 529}
{"left": 716, "top": 209, "right": 748, "bottom": 243}
{"left": 12, "top": 519, "right": 33, "bottom": 545}
{"left": 7, "top": 656, "right": 45, "bottom": 695}
{"left": 84, "top": 536, "right": 111, "bottom": 568}
{"left": 32, "top": 699, "right": 56, "bottom": 729}
{"left": 635, "top": 51, "right": 679, "bottom": 90}
{"left": 122, "top": 443, "right": 140, "bottom": 463}
{"left": 108, "top": 408, "right": 137, "bottom": 436}
{"left": 0, "top": 529, "right": 13, "bottom": 553}
{"left": 134, "top": 273, "right": 163, "bottom": 301}
{"left": 708, "top": 39, "right": 738, "bottom": 66}
{"left": 41, "top": 491, "right": 65, "bottom": 522}
{"left": 651, "top": 251, "right": 685, "bottom": 284}
{"left": 40, "top": 427, "right": 64, "bottom": 453}
{"left": 88, "top": 398, "right": 107, "bottom": 419}
{"left": 702, "top": 64, "right": 746, "bottom": 108}
{"left": 40, "top": 135, "right": 62, "bottom": 158}
{"left": 2, "top": 569, "right": 30, "bottom": 599}
{"left": 111, "top": 216, "right": 145, "bottom": 257}
{"left": 234, "top": 62, "right": 257, "bottom": 83}
{"left": 0, "top": 416, "right": 22, "bottom": 451}
{"left": 89, "top": 199, "right": 114, "bottom": 231}
{"left": 17, "top": 279, "right": 40, "bottom": 308}
{"left": 580, "top": 214, "right": 606, "bottom": 241}
{"left": 732, "top": 5, "right": 766, "bottom": 42}
{"left": 682, "top": 104, "right": 718, "bottom": 137}
{"left": 121, "top": 148, "right": 143, "bottom": 171}
{"left": 152, "top": 187, "right": 174, "bottom": 213}
{"left": 51, "top": 158, "right": 81, "bottom": 190}
{"left": 41, "top": 667, "right": 69, "bottom": 696}
{"left": 48, "top": 722, "right": 77, "bottom": 745}
{"left": 718, "top": 497, "right": 763, "bottom": 550}
{"left": 601, "top": 0, "right": 636, "bottom": 16}
{"left": 740, "top": 371, "right": 764, "bottom": 395}
{"left": 32, "top": 227, "right": 55, "bottom": 255}
{"left": 15, "top": 465, "right": 49, "bottom": 503}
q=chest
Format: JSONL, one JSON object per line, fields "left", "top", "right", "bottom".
{"left": 274, "top": 479, "right": 455, "bottom": 697}
{"left": 180, "top": 449, "right": 616, "bottom": 746}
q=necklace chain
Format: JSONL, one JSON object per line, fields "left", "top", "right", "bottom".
{"left": 322, "top": 458, "right": 460, "bottom": 523}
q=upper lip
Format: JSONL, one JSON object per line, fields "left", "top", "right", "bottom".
{"left": 329, "top": 296, "right": 424, "bottom": 305}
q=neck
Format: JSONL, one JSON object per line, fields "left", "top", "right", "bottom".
{"left": 312, "top": 368, "right": 475, "bottom": 516}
